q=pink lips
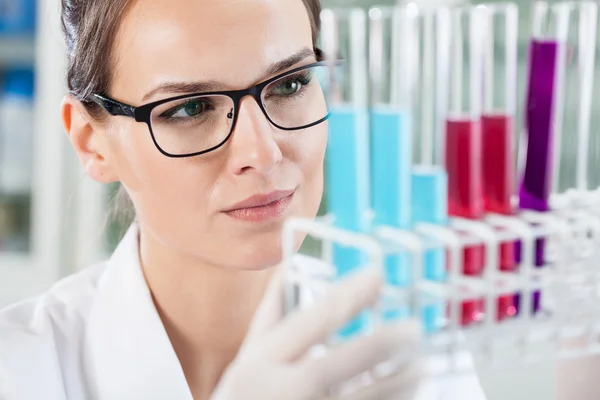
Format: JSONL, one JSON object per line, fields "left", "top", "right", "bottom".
{"left": 223, "top": 190, "right": 295, "bottom": 222}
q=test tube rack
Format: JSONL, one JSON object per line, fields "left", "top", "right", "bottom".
{"left": 282, "top": 188, "right": 600, "bottom": 374}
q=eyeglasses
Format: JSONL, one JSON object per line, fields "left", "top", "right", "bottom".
{"left": 90, "top": 61, "right": 333, "bottom": 158}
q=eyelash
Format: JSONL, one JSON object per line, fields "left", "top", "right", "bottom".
{"left": 158, "top": 99, "right": 213, "bottom": 120}
{"left": 267, "top": 71, "right": 313, "bottom": 100}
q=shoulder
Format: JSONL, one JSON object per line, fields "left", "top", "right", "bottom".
{"left": 0, "top": 262, "right": 108, "bottom": 399}
{"left": 0, "top": 262, "right": 107, "bottom": 331}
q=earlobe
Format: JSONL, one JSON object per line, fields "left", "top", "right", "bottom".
{"left": 61, "top": 94, "right": 118, "bottom": 184}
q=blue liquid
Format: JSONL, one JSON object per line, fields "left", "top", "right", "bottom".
{"left": 412, "top": 167, "right": 448, "bottom": 282}
{"left": 371, "top": 108, "right": 412, "bottom": 290}
{"left": 371, "top": 107, "right": 412, "bottom": 229}
{"left": 326, "top": 107, "right": 371, "bottom": 233}
{"left": 327, "top": 107, "right": 371, "bottom": 339}
{"left": 411, "top": 167, "right": 449, "bottom": 333}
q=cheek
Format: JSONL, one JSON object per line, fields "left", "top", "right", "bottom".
{"left": 284, "top": 124, "right": 327, "bottom": 209}
{"left": 106, "top": 121, "right": 220, "bottom": 214}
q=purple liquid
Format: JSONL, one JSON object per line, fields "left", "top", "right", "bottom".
{"left": 519, "top": 39, "right": 559, "bottom": 212}
{"left": 516, "top": 40, "right": 559, "bottom": 315}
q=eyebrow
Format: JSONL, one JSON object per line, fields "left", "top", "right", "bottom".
{"left": 141, "top": 47, "right": 317, "bottom": 102}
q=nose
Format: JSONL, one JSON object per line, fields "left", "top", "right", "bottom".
{"left": 226, "top": 97, "right": 283, "bottom": 176}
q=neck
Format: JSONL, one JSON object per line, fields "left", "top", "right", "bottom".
{"left": 139, "top": 225, "right": 276, "bottom": 400}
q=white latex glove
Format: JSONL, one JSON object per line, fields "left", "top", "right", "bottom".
{"left": 211, "top": 268, "right": 424, "bottom": 400}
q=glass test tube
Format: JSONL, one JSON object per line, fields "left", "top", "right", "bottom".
{"left": 412, "top": 5, "right": 451, "bottom": 167}
{"left": 369, "top": 6, "right": 413, "bottom": 234}
{"left": 321, "top": 8, "right": 372, "bottom": 338}
{"left": 553, "top": 2, "right": 597, "bottom": 194}
{"left": 482, "top": 3, "right": 519, "bottom": 321}
{"left": 408, "top": 5, "right": 452, "bottom": 333}
{"left": 444, "top": 6, "right": 487, "bottom": 326}
{"left": 445, "top": 6, "right": 485, "bottom": 220}
{"left": 519, "top": 1, "right": 568, "bottom": 216}
{"left": 369, "top": 6, "right": 414, "bottom": 293}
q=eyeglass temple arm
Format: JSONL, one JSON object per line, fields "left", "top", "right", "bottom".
{"left": 91, "top": 94, "right": 136, "bottom": 118}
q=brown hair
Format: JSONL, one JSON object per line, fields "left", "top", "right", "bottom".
{"left": 62, "top": 0, "right": 322, "bottom": 109}
{"left": 61, "top": 0, "right": 322, "bottom": 227}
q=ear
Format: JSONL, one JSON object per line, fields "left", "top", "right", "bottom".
{"left": 61, "top": 94, "right": 118, "bottom": 184}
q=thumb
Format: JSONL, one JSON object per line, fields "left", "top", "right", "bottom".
{"left": 242, "top": 265, "right": 286, "bottom": 348}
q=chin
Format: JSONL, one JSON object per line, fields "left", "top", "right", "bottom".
{"left": 225, "top": 230, "right": 306, "bottom": 271}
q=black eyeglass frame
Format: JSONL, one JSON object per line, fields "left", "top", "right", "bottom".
{"left": 89, "top": 60, "right": 333, "bottom": 158}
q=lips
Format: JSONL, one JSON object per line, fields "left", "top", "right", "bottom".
{"left": 223, "top": 190, "right": 295, "bottom": 222}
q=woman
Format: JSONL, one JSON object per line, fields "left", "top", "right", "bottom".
{"left": 0, "top": 0, "right": 485, "bottom": 399}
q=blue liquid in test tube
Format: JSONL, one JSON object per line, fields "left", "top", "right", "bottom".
{"left": 326, "top": 106, "right": 371, "bottom": 339}
{"left": 371, "top": 106, "right": 412, "bottom": 287}
{"left": 321, "top": 8, "right": 373, "bottom": 340}
{"left": 412, "top": 166, "right": 448, "bottom": 333}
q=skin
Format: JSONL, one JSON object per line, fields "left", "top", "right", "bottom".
{"left": 61, "top": 0, "right": 327, "bottom": 398}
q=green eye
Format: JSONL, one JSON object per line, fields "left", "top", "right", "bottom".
{"left": 271, "top": 72, "right": 312, "bottom": 97}
{"left": 275, "top": 80, "right": 301, "bottom": 95}
{"left": 181, "top": 100, "right": 209, "bottom": 117}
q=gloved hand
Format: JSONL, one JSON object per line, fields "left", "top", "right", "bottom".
{"left": 211, "top": 267, "right": 425, "bottom": 400}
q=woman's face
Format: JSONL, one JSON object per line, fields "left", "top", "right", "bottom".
{"left": 101, "top": 0, "right": 327, "bottom": 269}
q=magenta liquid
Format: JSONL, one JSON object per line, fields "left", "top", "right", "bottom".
{"left": 519, "top": 39, "right": 558, "bottom": 213}
{"left": 517, "top": 39, "right": 559, "bottom": 314}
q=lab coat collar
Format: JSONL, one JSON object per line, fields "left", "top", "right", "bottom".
{"left": 86, "top": 223, "right": 193, "bottom": 400}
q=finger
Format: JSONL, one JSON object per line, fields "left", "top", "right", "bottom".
{"left": 262, "top": 267, "right": 383, "bottom": 361}
{"left": 300, "top": 320, "right": 421, "bottom": 390}
{"left": 332, "top": 362, "right": 424, "bottom": 400}
{"left": 242, "top": 267, "right": 284, "bottom": 348}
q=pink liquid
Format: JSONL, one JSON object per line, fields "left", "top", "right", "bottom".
{"left": 482, "top": 114, "right": 517, "bottom": 273}
{"left": 482, "top": 114, "right": 514, "bottom": 214}
{"left": 445, "top": 119, "right": 484, "bottom": 219}
{"left": 461, "top": 298, "right": 485, "bottom": 327}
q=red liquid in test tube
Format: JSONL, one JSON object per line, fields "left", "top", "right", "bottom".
{"left": 446, "top": 119, "right": 486, "bottom": 326}
{"left": 482, "top": 114, "right": 517, "bottom": 272}
{"left": 445, "top": 118, "right": 484, "bottom": 219}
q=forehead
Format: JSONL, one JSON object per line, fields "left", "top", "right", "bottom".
{"left": 111, "top": 0, "right": 314, "bottom": 102}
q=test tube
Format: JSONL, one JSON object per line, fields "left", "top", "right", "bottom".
{"left": 481, "top": 3, "right": 519, "bottom": 321}
{"left": 321, "top": 8, "right": 371, "bottom": 338}
{"left": 408, "top": 5, "right": 452, "bottom": 333}
{"left": 482, "top": 4, "right": 518, "bottom": 218}
{"left": 444, "top": 6, "right": 487, "bottom": 326}
{"left": 411, "top": 5, "right": 451, "bottom": 168}
{"left": 445, "top": 6, "right": 485, "bottom": 220}
{"left": 369, "top": 6, "right": 414, "bottom": 287}
{"left": 553, "top": 2, "right": 597, "bottom": 195}
{"left": 519, "top": 1, "right": 568, "bottom": 216}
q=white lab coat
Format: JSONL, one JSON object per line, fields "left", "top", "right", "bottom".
{"left": 0, "top": 224, "right": 487, "bottom": 400}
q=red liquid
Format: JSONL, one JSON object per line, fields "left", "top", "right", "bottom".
{"left": 461, "top": 298, "right": 485, "bottom": 326}
{"left": 482, "top": 114, "right": 514, "bottom": 214}
{"left": 464, "top": 245, "right": 485, "bottom": 276}
{"left": 482, "top": 114, "right": 517, "bottom": 272}
{"left": 497, "top": 294, "right": 518, "bottom": 321}
{"left": 445, "top": 118, "right": 484, "bottom": 219}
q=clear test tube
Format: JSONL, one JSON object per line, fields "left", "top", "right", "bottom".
{"left": 444, "top": 6, "right": 487, "bottom": 326}
{"left": 321, "top": 8, "right": 371, "bottom": 339}
{"left": 482, "top": 3, "right": 518, "bottom": 217}
{"left": 412, "top": 5, "right": 451, "bottom": 167}
{"left": 588, "top": 8, "right": 600, "bottom": 191}
{"left": 517, "top": 1, "right": 574, "bottom": 316}
{"left": 481, "top": 3, "right": 520, "bottom": 322}
{"left": 369, "top": 5, "right": 413, "bottom": 293}
{"left": 552, "top": 2, "right": 597, "bottom": 194}
{"left": 445, "top": 6, "right": 485, "bottom": 220}
{"left": 408, "top": 4, "right": 453, "bottom": 333}
{"left": 519, "top": 1, "right": 569, "bottom": 214}
{"left": 320, "top": 8, "right": 370, "bottom": 245}
{"left": 369, "top": 5, "right": 413, "bottom": 233}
